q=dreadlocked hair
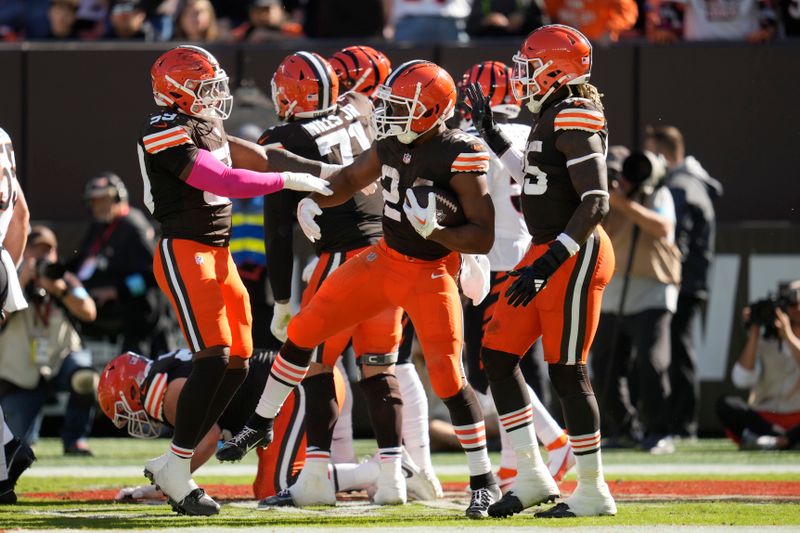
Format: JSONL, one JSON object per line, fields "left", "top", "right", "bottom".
{"left": 570, "top": 83, "right": 604, "bottom": 113}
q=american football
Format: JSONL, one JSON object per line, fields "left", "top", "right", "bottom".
{"left": 406, "top": 185, "right": 466, "bottom": 227}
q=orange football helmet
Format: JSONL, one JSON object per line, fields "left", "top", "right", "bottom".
{"left": 151, "top": 45, "right": 232, "bottom": 120}
{"left": 373, "top": 60, "right": 456, "bottom": 144}
{"left": 458, "top": 60, "right": 521, "bottom": 122}
{"left": 271, "top": 51, "right": 339, "bottom": 121}
{"left": 329, "top": 45, "right": 392, "bottom": 98}
{"left": 97, "top": 352, "right": 163, "bottom": 439}
{"left": 511, "top": 24, "right": 592, "bottom": 113}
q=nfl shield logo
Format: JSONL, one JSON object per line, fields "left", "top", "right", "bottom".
{"left": 403, "top": 153, "right": 411, "bottom": 164}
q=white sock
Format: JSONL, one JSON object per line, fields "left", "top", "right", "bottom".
{"left": 378, "top": 446, "right": 403, "bottom": 480}
{"left": 499, "top": 418, "right": 517, "bottom": 470}
{"left": 330, "top": 461, "right": 379, "bottom": 491}
{"left": 395, "top": 364, "right": 433, "bottom": 472}
{"left": 570, "top": 431, "right": 604, "bottom": 486}
{"left": 527, "top": 385, "right": 564, "bottom": 447}
{"left": 454, "top": 421, "right": 492, "bottom": 477}
{"left": 256, "top": 354, "right": 309, "bottom": 419}
{"left": 499, "top": 404, "right": 547, "bottom": 471}
{"left": 331, "top": 360, "right": 356, "bottom": 463}
{"left": 302, "top": 447, "right": 331, "bottom": 478}
{"left": 170, "top": 442, "right": 194, "bottom": 461}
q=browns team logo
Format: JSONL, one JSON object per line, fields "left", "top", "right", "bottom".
{"left": 403, "top": 153, "right": 411, "bottom": 165}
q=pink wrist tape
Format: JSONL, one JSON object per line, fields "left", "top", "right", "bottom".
{"left": 185, "top": 149, "right": 284, "bottom": 198}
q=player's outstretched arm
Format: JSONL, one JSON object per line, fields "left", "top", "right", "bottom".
{"left": 265, "top": 148, "right": 343, "bottom": 179}
{"left": 426, "top": 172, "right": 495, "bottom": 254}
{"left": 308, "top": 146, "right": 382, "bottom": 208}
{"left": 229, "top": 135, "right": 269, "bottom": 172}
{"left": 556, "top": 130, "right": 610, "bottom": 246}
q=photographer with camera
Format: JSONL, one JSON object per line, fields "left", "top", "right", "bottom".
{"left": 591, "top": 148, "right": 682, "bottom": 454}
{"left": 716, "top": 281, "right": 800, "bottom": 451}
{"left": 0, "top": 225, "right": 98, "bottom": 455}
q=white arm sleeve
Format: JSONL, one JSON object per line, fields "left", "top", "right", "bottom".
{"left": 499, "top": 145, "right": 526, "bottom": 185}
{"left": 732, "top": 360, "right": 762, "bottom": 389}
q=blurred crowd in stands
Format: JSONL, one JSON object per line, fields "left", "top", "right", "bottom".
{"left": 0, "top": 0, "right": 798, "bottom": 44}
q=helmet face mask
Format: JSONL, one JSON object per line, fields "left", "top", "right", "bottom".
{"left": 373, "top": 83, "right": 426, "bottom": 144}
{"left": 152, "top": 46, "right": 233, "bottom": 121}
{"left": 373, "top": 60, "right": 456, "bottom": 145}
{"left": 113, "top": 394, "right": 163, "bottom": 439}
{"left": 511, "top": 25, "right": 594, "bottom": 113}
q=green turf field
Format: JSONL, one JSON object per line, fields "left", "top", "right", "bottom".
{"left": 1, "top": 438, "right": 799, "bottom": 530}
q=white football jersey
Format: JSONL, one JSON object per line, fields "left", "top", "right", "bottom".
{"left": 0, "top": 128, "right": 18, "bottom": 244}
{"left": 468, "top": 122, "right": 532, "bottom": 272}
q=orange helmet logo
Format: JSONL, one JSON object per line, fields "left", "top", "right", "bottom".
{"left": 97, "top": 352, "right": 163, "bottom": 439}
{"left": 151, "top": 45, "right": 232, "bottom": 120}
{"left": 457, "top": 61, "right": 521, "bottom": 121}
{"left": 373, "top": 60, "right": 456, "bottom": 144}
{"left": 271, "top": 51, "right": 339, "bottom": 121}
{"left": 329, "top": 45, "right": 392, "bottom": 98}
{"left": 511, "top": 24, "right": 592, "bottom": 113}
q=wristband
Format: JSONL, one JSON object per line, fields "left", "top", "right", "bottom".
{"left": 483, "top": 124, "right": 513, "bottom": 157}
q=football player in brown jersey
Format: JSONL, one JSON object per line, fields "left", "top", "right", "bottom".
{"left": 466, "top": 25, "right": 617, "bottom": 518}
{"left": 219, "top": 60, "right": 504, "bottom": 519}
{"left": 223, "top": 51, "right": 413, "bottom": 507}
{"left": 137, "top": 45, "right": 331, "bottom": 516}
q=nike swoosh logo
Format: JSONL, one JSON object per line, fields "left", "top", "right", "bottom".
{"left": 415, "top": 216, "right": 427, "bottom": 225}
{"left": 431, "top": 272, "right": 446, "bottom": 279}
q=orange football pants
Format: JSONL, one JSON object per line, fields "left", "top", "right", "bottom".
{"left": 287, "top": 239, "right": 465, "bottom": 398}
{"left": 154, "top": 238, "right": 253, "bottom": 358}
{"left": 302, "top": 247, "right": 403, "bottom": 367}
{"left": 253, "top": 365, "right": 347, "bottom": 499}
{"left": 483, "top": 228, "right": 614, "bottom": 364}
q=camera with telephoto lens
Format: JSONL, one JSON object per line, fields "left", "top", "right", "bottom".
{"left": 746, "top": 282, "right": 800, "bottom": 339}
{"left": 36, "top": 258, "right": 67, "bottom": 281}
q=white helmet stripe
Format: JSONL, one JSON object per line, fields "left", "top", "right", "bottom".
{"left": 385, "top": 59, "right": 427, "bottom": 87}
{"left": 296, "top": 51, "right": 330, "bottom": 111}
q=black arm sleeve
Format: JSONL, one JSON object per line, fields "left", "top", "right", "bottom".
{"left": 264, "top": 189, "right": 300, "bottom": 302}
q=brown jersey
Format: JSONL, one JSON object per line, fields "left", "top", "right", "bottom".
{"left": 258, "top": 92, "right": 382, "bottom": 300}
{"left": 521, "top": 96, "right": 607, "bottom": 244}
{"left": 375, "top": 128, "right": 490, "bottom": 261}
{"left": 137, "top": 110, "right": 232, "bottom": 247}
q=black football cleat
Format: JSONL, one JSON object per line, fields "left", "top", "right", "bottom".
{"left": 488, "top": 490, "right": 558, "bottom": 518}
{"left": 215, "top": 424, "right": 273, "bottom": 462}
{"left": 465, "top": 484, "right": 501, "bottom": 519}
{"left": 258, "top": 489, "right": 296, "bottom": 508}
{"left": 0, "top": 438, "right": 36, "bottom": 504}
{"left": 168, "top": 488, "right": 221, "bottom": 516}
{"left": 534, "top": 501, "right": 576, "bottom": 518}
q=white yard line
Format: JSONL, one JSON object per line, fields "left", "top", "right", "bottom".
{"left": 12, "top": 522, "right": 797, "bottom": 533}
{"left": 22, "top": 463, "right": 800, "bottom": 478}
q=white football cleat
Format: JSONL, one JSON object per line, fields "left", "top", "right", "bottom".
{"left": 546, "top": 439, "right": 576, "bottom": 482}
{"left": 373, "top": 459, "right": 407, "bottom": 505}
{"left": 288, "top": 467, "right": 336, "bottom": 507}
{"left": 535, "top": 481, "right": 616, "bottom": 517}
{"left": 488, "top": 461, "right": 560, "bottom": 518}
{"left": 400, "top": 448, "right": 435, "bottom": 501}
{"left": 144, "top": 453, "right": 219, "bottom": 516}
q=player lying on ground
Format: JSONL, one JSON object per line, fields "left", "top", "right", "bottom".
{"left": 137, "top": 45, "right": 332, "bottom": 516}
{"left": 98, "top": 350, "right": 438, "bottom": 504}
{"left": 467, "top": 24, "right": 617, "bottom": 518}
{"left": 218, "top": 60, "right": 505, "bottom": 519}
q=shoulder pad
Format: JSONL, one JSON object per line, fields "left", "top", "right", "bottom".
{"left": 554, "top": 105, "right": 605, "bottom": 133}
{"left": 142, "top": 112, "right": 193, "bottom": 154}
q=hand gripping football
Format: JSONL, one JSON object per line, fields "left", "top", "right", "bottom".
{"left": 406, "top": 186, "right": 466, "bottom": 227}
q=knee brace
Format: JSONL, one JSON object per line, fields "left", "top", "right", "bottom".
{"left": 481, "top": 347, "right": 520, "bottom": 383}
{"left": 70, "top": 369, "right": 99, "bottom": 396}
